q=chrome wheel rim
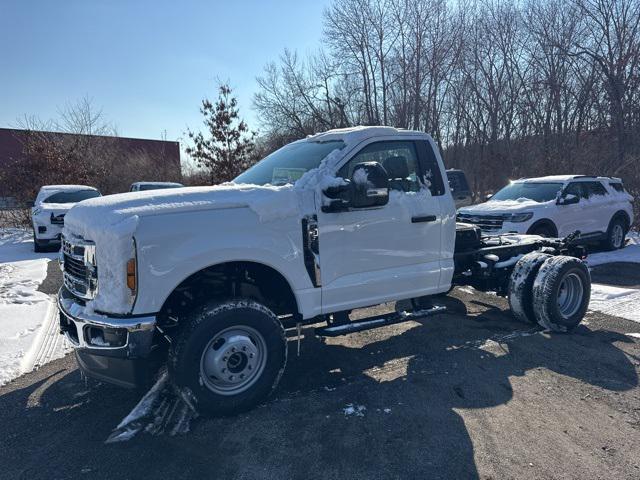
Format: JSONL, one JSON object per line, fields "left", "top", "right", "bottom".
{"left": 200, "top": 326, "right": 267, "bottom": 396}
{"left": 557, "top": 273, "right": 583, "bottom": 319}
{"left": 612, "top": 224, "right": 624, "bottom": 248}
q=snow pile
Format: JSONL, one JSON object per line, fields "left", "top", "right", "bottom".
{"left": 0, "top": 230, "right": 59, "bottom": 386}
{"left": 106, "top": 371, "right": 198, "bottom": 443}
{"left": 586, "top": 231, "right": 640, "bottom": 266}
{"left": 588, "top": 283, "right": 640, "bottom": 323}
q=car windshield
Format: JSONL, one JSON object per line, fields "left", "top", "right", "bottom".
{"left": 139, "top": 184, "right": 182, "bottom": 191}
{"left": 234, "top": 140, "right": 345, "bottom": 186}
{"left": 42, "top": 190, "right": 101, "bottom": 204}
{"left": 491, "top": 182, "right": 562, "bottom": 203}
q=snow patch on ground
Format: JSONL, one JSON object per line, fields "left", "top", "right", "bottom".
{"left": 588, "top": 283, "right": 640, "bottom": 323}
{"left": 586, "top": 231, "right": 640, "bottom": 267}
{"left": 0, "top": 229, "right": 61, "bottom": 386}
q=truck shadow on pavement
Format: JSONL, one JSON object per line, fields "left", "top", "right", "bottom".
{"left": 0, "top": 295, "right": 638, "bottom": 479}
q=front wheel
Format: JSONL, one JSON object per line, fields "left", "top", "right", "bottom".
{"left": 33, "top": 232, "right": 44, "bottom": 253}
{"left": 532, "top": 256, "right": 591, "bottom": 332}
{"left": 168, "top": 299, "right": 287, "bottom": 416}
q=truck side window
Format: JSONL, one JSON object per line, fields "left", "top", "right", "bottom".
{"left": 338, "top": 141, "right": 421, "bottom": 193}
{"left": 418, "top": 141, "right": 445, "bottom": 196}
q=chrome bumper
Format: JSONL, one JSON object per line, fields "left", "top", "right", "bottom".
{"left": 57, "top": 287, "right": 156, "bottom": 352}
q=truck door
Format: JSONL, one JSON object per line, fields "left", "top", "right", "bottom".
{"left": 317, "top": 138, "right": 445, "bottom": 314}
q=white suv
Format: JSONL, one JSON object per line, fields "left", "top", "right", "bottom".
{"left": 31, "top": 185, "right": 101, "bottom": 252}
{"left": 457, "top": 175, "right": 634, "bottom": 249}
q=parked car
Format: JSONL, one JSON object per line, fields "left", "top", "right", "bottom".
{"left": 129, "top": 181, "right": 184, "bottom": 192}
{"left": 58, "top": 127, "right": 592, "bottom": 415}
{"left": 31, "top": 185, "right": 101, "bottom": 252}
{"left": 446, "top": 169, "right": 472, "bottom": 208}
{"left": 457, "top": 175, "right": 634, "bottom": 249}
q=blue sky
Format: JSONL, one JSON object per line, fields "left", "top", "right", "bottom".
{"left": 0, "top": 0, "right": 327, "bottom": 144}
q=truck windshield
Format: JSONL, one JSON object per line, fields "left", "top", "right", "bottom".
{"left": 491, "top": 182, "right": 562, "bottom": 203}
{"left": 43, "top": 190, "right": 101, "bottom": 204}
{"left": 235, "top": 140, "right": 345, "bottom": 186}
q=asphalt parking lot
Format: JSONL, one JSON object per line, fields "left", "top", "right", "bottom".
{"left": 1, "top": 263, "right": 640, "bottom": 480}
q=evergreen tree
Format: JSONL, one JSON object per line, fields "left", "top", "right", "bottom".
{"left": 186, "top": 84, "right": 257, "bottom": 184}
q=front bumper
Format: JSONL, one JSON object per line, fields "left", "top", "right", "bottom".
{"left": 57, "top": 287, "right": 158, "bottom": 388}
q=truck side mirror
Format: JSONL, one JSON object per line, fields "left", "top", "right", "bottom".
{"left": 350, "top": 162, "right": 389, "bottom": 209}
{"left": 485, "top": 193, "right": 493, "bottom": 201}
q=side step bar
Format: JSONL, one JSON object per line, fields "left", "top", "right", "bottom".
{"left": 315, "top": 306, "right": 446, "bottom": 337}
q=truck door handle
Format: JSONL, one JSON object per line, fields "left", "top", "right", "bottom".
{"left": 411, "top": 215, "right": 437, "bottom": 223}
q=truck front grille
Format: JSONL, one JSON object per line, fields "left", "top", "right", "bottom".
{"left": 50, "top": 213, "right": 65, "bottom": 225}
{"left": 457, "top": 213, "right": 504, "bottom": 232}
{"left": 62, "top": 237, "right": 97, "bottom": 299}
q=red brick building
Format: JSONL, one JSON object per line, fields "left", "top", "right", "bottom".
{"left": 0, "top": 128, "right": 181, "bottom": 202}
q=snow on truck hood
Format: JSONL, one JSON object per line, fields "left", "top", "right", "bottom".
{"left": 64, "top": 183, "right": 299, "bottom": 239}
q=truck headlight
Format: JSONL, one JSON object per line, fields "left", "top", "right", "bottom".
{"left": 505, "top": 212, "right": 534, "bottom": 223}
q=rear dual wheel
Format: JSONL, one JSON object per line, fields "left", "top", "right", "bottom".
{"left": 509, "top": 254, "right": 590, "bottom": 332}
{"left": 532, "top": 256, "right": 591, "bottom": 332}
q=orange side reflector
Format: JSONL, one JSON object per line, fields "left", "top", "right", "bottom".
{"left": 126, "top": 258, "right": 136, "bottom": 292}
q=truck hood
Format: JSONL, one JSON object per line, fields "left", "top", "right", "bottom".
{"left": 64, "top": 183, "right": 300, "bottom": 240}
{"left": 62, "top": 183, "right": 301, "bottom": 315}
{"left": 459, "top": 198, "right": 552, "bottom": 215}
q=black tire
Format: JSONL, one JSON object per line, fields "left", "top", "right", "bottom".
{"left": 33, "top": 232, "right": 44, "bottom": 253}
{"left": 168, "top": 299, "right": 287, "bottom": 416}
{"left": 532, "top": 256, "right": 591, "bottom": 332}
{"left": 508, "top": 251, "right": 552, "bottom": 324}
{"left": 602, "top": 216, "right": 627, "bottom": 251}
{"left": 528, "top": 223, "right": 555, "bottom": 238}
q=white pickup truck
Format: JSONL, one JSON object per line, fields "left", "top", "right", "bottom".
{"left": 58, "top": 127, "right": 592, "bottom": 415}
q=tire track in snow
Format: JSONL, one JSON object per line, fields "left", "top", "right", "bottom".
{"left": 20, "top": 296, "right": 70, "bottom": 375}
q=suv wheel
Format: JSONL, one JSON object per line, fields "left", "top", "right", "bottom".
{"left": 168, "top": 299, "right": 287, "bottom": 416}
{"left": 528, "top": 224, "right": 555, "bottom": 238}
{"left": 603, "top": 217, "right": 626, "bottom": 250}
